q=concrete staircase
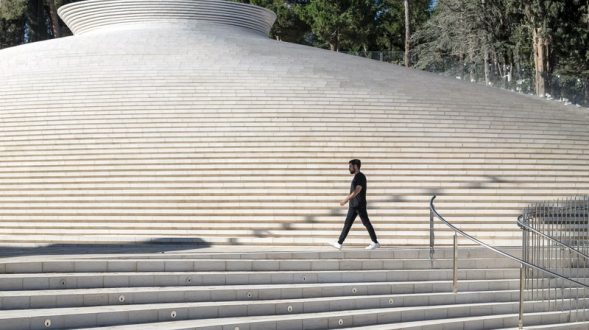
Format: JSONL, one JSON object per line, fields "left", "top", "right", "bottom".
{"left": 0, "top": 0, "right": 588, "bottom": 247}
{"left": 0, "top": 246, "right": 588, "bottom": 329}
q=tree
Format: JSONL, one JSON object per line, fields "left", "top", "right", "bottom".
{"left": 27, "top": 0, "right": 49, "bottom": 42}
{"left": 0, "top": 0, "right": 27, "bottom": 49}
{"left": 296, "top": 0, "right": 380, "bottom": 52}
{"left": 550, "top": 0, "right": 589, "bottom": 105}
{"left": 375, "top": 0, "right": 405, "bottom": 52}
{"left": 413, "top": 0, "right": 523, "bottom": 85}
{"left": 0, "top": 0, "right": 76, "bottom": 49}
{"left": 297, "top": 0, "right": 351, "bottom": 51}
{"left": 233, "top": 0, "right": 311, "bottom": 43}
{"left": 47, "top": 0, "right": 60, "bottom": 38}
{"left": 375, "top": 0, "right": 429, "bottom": 64}
{"left": 514, "top": 0, "right": 566, "bottom": 97}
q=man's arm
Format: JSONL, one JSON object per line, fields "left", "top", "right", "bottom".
{"left": 340, "top": 185, "right": 363, "bottom": 206}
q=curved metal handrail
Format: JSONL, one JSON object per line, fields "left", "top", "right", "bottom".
{"left": 517, "top": 215, "right": 589, "bottom": 261}
{"left": 429, "top": 195, "right": 589, "bottom": 289}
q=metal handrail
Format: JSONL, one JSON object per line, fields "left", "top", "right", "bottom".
{"left": 517, "top": 215, "right": 589, "bottom": 261}
{"left": 429, "top": 195, "right": 589, "bottom": 329}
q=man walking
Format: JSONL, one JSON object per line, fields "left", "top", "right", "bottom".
{"left": 329, "top": 159, "right": 380, "bottom": 250}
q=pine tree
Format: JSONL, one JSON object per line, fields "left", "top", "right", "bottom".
{"left": 47, "top": 0, "right": 60, "bottom": 38}
{"left": 404, "top": 0, "right": 410, "bottom": 66}
{"left": 233, "top": 0, "right": 311, "bottom": 43}
{"left": 550, "top": 0, "right": 589, "bottom": 105}
{"left": 376, "top": 0, "right": 429, "bottom": 63}
{"left": 27, "top": 0, "right": 49, "bottom": 42}
{"left": 296, "top": 0, "right": 350, "bottom": 51}
{"left": 515, "top": 0, "right": 566, "bottom": 96}
{"left": 413, "top": 0, "right": 525, "bottom": 86}
{"left": 296, "top": 0, "right": 380, "bottom": 52}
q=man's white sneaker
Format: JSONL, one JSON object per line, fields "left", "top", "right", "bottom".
{"left": 366, "top": 242, "right": 380, "bottom": 250}
{"left": 328, "top": 241, "right": 342, "bottom": 250}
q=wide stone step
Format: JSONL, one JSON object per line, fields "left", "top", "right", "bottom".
{"left": 0, "top": 258, "right": 520, "bottom": 274}
{"left": 0, "top": 246, "right": 518, "bottom": 261}
{"left": 0, "top": 268, "right": 520, "bottom": 291}
{"left": 0, "top": 235, "right": 522, "bottom": 247}
{"left": 0, "top": 162, "right": 589, "bottom": 171}
{"left": 0, "top": 222, "right": 521, "bottom": 231}
{"left": 0, "top": 280, "right": 521, "bottom": 309}
{"left": 500, "top": 321, "right": 589, "bottom": 329}
{"left": 1, "top": 158, "right": 587, "bottom": 170}
{"left": 75, "top": 247, "right": 521, "bottom": 260}
{"left": 0, "top": 229, "right": 523, "bottom": 240}
{"left": 338, "top": 311, "right": 580, "bottom": 330}
{"left": 10, "top": 301, "right": 579, "bottom": 330}
{"left": 0, "top": 291, "right": 541, "bottom": 329}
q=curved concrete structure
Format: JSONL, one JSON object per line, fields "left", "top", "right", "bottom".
{"left": 0, "top": 0, "right": 588, "bottom": 247}
{"left": 58, "top": 0, "right": 276, "bottom": 35}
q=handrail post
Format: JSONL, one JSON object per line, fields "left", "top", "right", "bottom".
{"left": 430, "top": 207, "right": 435, "bottom": 263}
{"left": 519, "top": 264, "right": 525, "bottom": 329}
{"left": 453, "top": 232, "right": 458, "bottom": 293}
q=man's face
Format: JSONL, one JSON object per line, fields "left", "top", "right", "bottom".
{"left": 349, "top": 163, "right": 357, "bottom": 174}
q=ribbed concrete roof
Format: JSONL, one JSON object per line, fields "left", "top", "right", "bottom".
{"left": 58, "top": 0, "right": 276, "bottom": 35}
{"left": 0, "top": 0, "right": 588, "bottom": 247}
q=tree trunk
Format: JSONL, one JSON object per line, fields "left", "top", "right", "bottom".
{"left": 469, "top": 64, "right": 475, "bottom": 83}
{"left": 533, "top": 27, "right": 547, "bottom": 97}
{"left": 483, "top": 48, "right": 490, "bottom": 85}
{"left": 27, "top": 0, "right": 48, "bottom": 43}
{"left": 404, "top": 0, "right": 411, "bottom": 67}
{"left": 330, "top": 29, "right": 339, "bottom": 52}
{"left": 544, "top": 35, "right": 552, "bottom": 96}
{"left": 459, "top": 53, "right": 465, "bottom": 80}
{"left": 46, "top": 0, "right": 60, "bottom": 38}
{"left": 585, "top": 78, "right": 589, "bottom": 107}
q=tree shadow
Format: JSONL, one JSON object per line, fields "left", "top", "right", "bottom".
{"left": 232, "top": 175, "right": 516, "bottom": 240}
{"left": 298, "top": 175, "right": 513, "bottom": 220}
{"left": 0, "top": 237, "right": 211, "bottom": 259}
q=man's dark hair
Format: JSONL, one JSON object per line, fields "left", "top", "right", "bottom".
{"left": 349, "top": 159, "right": 361, "bottom": 169}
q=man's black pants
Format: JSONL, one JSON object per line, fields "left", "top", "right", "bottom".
{"left": 338, "top": 206, "right": 378, "bottom": 244}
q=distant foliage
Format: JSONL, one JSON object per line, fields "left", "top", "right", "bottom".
{"left": 412, "top": 0, "right": 589, "bottom": 104}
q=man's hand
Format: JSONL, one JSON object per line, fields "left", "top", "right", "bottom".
{"left": 340, "top": 186, "right": 361, "bottom": 207}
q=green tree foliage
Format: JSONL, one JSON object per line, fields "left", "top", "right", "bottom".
{"left": 295, "top": 0, "right": 380, "bottom": 52}
{"left": 233, "top": 0, "right": 310, "bottom": 43}
{"left": 0, "top": 0, "right": 26, "bottom": 20}
{"left": 0, "top": 0, "right": 26, "bottom": 48}
{"left": 548, "top": 0, "right": 589, "bottom": 103}
{"left": 412, "top": 0, "right": 588, "bottom": 103}
{"left": 413, "top": 0, "right": 517, "bottom": 76}
{"left": 27, "top": 0, "right": 50, "bottom": 42}
{"left": 0, "top": 0, "right": 78, "bottom": 48}
{"left": 295, "top": 0, "right": 353, "bottom": 51}
{"left": 375, "top": 0, "right": 429, "bottom": 57}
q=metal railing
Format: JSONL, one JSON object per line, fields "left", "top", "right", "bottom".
{"left": 518, "top": 196, "right": 589, "bottom": 323}
{"left": 429, "top": 195, "right": 589, "bottom": 328}
{"left": 342, "top": 50, "right": 589, "bottom": 108}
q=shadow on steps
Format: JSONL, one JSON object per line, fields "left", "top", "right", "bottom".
{"left": 0, "top": 237, "right": 212, "bottom": 258}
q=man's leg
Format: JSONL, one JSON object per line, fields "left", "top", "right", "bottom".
{"left": 338, "top": 207, "right": 358, "bottom": 244}
{"left": 358, "top": 207, "right": 378, "bottom": 243}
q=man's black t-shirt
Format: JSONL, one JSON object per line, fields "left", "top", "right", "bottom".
{"left": 350, "top": 172, "right": 367, "bottom": 208}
